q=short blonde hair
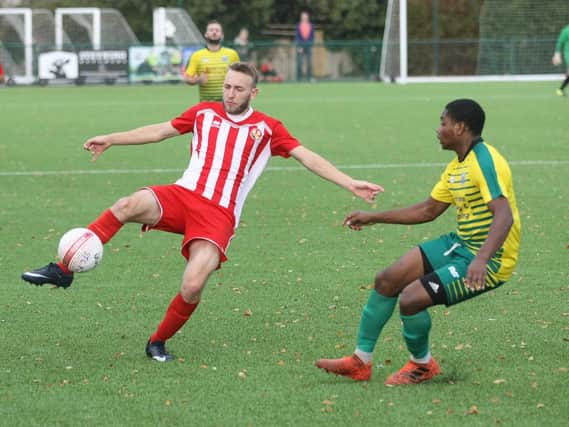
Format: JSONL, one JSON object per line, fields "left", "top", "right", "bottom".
{"left": 228, "top": 62, "right": 259, "bottom": 87}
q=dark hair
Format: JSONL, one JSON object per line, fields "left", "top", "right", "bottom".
{"left": 206, "top": 20, "right": 222, "bottom": 29}
{"left": 444, "top": 99, "right": 485, "bottom": 136}
{"left": 228, "top": 62, "right": 259, "bottom": 87}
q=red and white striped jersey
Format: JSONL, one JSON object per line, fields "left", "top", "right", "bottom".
{"left": 171, "top": 102, "right": 301, "bottom": 224}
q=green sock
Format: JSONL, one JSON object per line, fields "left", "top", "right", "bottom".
{"left": 356, "top": 291, "right": 397, "bottom": 353}
{"left": 401, "top": 310, "right": 432, "bottom": 359}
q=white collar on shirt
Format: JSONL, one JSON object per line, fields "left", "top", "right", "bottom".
{"left": 227, "top": 107, "right": 254, "bottom": 122}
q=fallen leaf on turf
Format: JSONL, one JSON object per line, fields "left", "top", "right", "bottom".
{"left": 464, "top": 405, "right": 479, "bottom": 415}
{"left": 493, "top": 379, "right": 507, "bottom": 384}
{"left": 243, "top": 308, "right": 253, "bottom": 316}
{"left": 536, "top": 403, "right": 545, "bottom": 408}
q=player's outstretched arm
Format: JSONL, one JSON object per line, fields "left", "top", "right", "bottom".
{"left": 83, "top": 121, "right": 180, "bottom": 162}
{"left": 289, "top": 146, "right": 383, "bottom": 203}
{"left": 465, "top": 196, "right": 513, "bottom": 290}
{"left": 344, "top": 197, "right": 449, "bottom": 230}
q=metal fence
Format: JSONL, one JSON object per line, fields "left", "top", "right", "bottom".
{"left": 0, "top": 40, "right": 383, "bottom": 85}
{"left": 0, "top": 37, "right": 560, "bottom": 85}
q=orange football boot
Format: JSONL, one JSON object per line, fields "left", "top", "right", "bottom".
{"left": 384, "top": 358, "right": 441, "bottom": 386}
{"left": 315, "top": 354, "right": 372, "bottom": 381}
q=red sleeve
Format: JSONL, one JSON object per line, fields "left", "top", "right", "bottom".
{"left": 270, "top": 121, "right": 301, "bottom": 158}
{"left": 171, "top": 103, "right": 203, "bottom": 134}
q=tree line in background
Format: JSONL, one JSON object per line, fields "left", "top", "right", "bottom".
{"left": 17, "top": 0, "right": 387, "bottom": 42}
{"left": 11, "top": 0, "right": 563, "bottom": 46}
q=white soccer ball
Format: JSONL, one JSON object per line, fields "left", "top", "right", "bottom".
{"left": 57, "top": 228, "right": 103, "bottom": 273}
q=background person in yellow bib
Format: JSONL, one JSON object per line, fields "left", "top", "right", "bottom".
{"left": 184, "top": 20, "right": 240, "bottom": 101}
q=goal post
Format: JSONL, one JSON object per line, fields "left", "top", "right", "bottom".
{"left": 153, "top": 7, "right": 204, "bottom": 47}
{"left": 0, "top": 8, "right": 33, "bottom": 83}
{"left": 55, "top": 7, "right": 138, "bottom": 50}
{"left": 380, "top": 0, "right": 569, "bottom": 84}
{"left": 55, "top": 8, "right": 100, "bottom": 50}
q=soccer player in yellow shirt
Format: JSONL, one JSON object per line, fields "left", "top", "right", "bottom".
{"left": 184, "top": 20, "right": 240, "bottom": 101}
{"left": 316, "top": 99, "right": 520, "bottom": 385}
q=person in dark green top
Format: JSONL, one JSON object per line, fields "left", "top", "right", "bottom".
{"left": 552, "top": 24, "right": 569, "bottom": 96}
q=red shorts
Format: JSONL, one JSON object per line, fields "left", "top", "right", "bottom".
{"left": 142, "top": 184, "right": 235, "bottom": 264}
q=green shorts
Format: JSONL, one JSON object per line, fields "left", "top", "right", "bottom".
{"left": 418, "top": 232, "right": 506, "bottom": 306}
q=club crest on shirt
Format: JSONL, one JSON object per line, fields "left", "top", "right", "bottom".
{"left": 222, "top": 56, "right": 229, "bottom": 62}
{"left": 249, "top": 127, "right": 263, "bottom": 142}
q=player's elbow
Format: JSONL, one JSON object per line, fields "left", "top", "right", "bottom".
{"left": 420, "top": 205, "right": 442, "bottom": 223}
{"left": 500, "top": 207, "right": 514, "bottom": 231}
{"left": 492, "top": 197, "right": 513, "bottom": 230}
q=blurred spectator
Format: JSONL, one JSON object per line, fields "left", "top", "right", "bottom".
{"left": 234, "top": 28, "right": 251, "bottom": 63}
{"left": 260, "top": 58, "right": 283, "bottom": 82}
{"left": 0, "top": 62, "right": 5, "bottom": 84}
{"left": 295, "top": 11, "right": 314, "bottom": 81}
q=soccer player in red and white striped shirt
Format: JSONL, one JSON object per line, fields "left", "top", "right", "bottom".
{"left": 22, "top": 62, "right": 383, "bottom": 362}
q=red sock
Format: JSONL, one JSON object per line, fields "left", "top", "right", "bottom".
{"left": 57, "top": 262, "right": 72, "bottom": 274}
{"left": 87, "top": 209, "right": 123, "bottom": 244}
{"left": 150, "top": 293, "right": 199, "bottom": 343}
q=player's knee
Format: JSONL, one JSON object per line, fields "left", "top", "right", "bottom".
{"left": 111, "top": 196, "right": 135, "bottom": 219}
{"left": 180, "top": 280, "right": 205, "bottom": 303}
{"left": 374, "top": 270, "right": 398, "bottom": 297}
{"left": 399, "top": 285, "right": 429, "bottom": 315}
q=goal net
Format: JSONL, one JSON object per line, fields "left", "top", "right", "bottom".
{"left": 153, "top": 7, "right": 204, "bottom": 47}
{"left": 380, "top": 0, "right": 569, "bottom": 83}
{"left": 0, "top": 8, "right": 70, "bottom": 83}
{"left": 55, "top": 8, "right": 139, "bottom": 50}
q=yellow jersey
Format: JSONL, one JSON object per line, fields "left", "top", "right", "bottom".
{"left": 185, "top": 47, "right": 240, "bottom": 101}
{"left": 431, "top": 139, "right": 521, "bottom": 281}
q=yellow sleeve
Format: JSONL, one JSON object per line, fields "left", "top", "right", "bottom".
{"left": 186, "top": 50, "right": 201, "bottom": 77}
{"left": 430, "top": 168, "right": 453, "bottom": 204}
{"left": 230, "top": 49, "right": 240, "bottom": 63}
{"left": 473, "top": 153, "right": 508, "bottom": 205}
